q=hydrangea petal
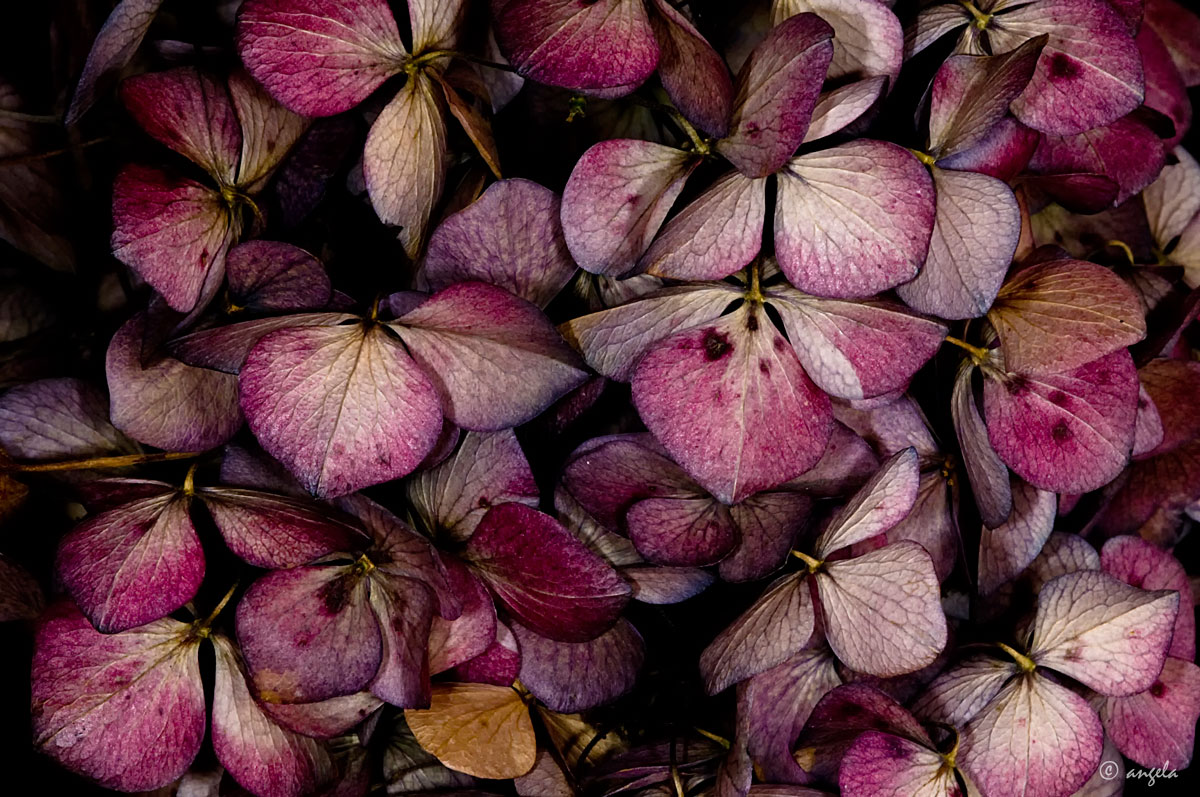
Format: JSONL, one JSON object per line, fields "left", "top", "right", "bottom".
{"left": 1028, "top": 114, "right": 1167, "bottom": 206}
{"left": 67, "top": 0, "right": 165, "bottom": 124}
{"left": 813, "top": 448, "right": 920, "bottom": 557}
{"left": 225, "top": 241, "right": 332, "bottom": 312}
{"left": 648, "top": 0, "right": 733, "bottom": 137}
{"left": 912, "top": 655, "right": 1017, "bottom": 728}
{"left": 260, "top": 691, "right": 383, "bottom": 739}
{"left": 405, "top": 682, "right": 536, "bottom": 779}
{"left": 1144, "top": 0, "right": 1200, "bottom": 86}
{"left": 978, "top": 480, "right": 1056, "bottom": 595}
{"left": 169, "top": 312, "right": 352, "bottom": 373}
{"left": 839, "top": 732, "right": 959, "bottom": 797}
{"left": 562, "top": 434, "right": 697, "bottom": 531}
{"left": 1101, "top": 535, "right": 1194, "bottom": 659}
{"left": 627, "top": 497, "right": 738, "bottom": 567}
{"left": 1100, "top": 656, "right": 1200, "bottom": 769}
{"left": 0, "top": 377, "right": 132, "bottom": 461}
{"left": 803, "top": 77, "right": 887, "bottom": 143}
{"left": 366, "top": 575, "right": 436, "bottom": 707}
{"left": 428, "top": 560, "right": 497, "bottom": 674}
{"left": 773, "top": 0, "right": 903, "bottom": 84}
{"left": 952, "top": 362, "right": 1013, "bottom": 528}
{"left": 720, "top": 491, "right": 812, "bottom": 582}
{"left": 512, "top": 619, "right": 643, "bottom": 712}
{"left": 228, "top": 69, "right": 309, "bottom": 191}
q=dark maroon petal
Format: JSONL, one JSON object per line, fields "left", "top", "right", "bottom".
{"left": 491, "top": 0, "right": 659, "bottom": 95}
{"left": 452, "top": 622, "right": 522, "bottom": 686}
{"left": 31, "top": 603, "right": 205, "bottom": 792}
{"left": 211, "top": 635, "right": 336, "bottom": 797}
{"left": 1145, "top": 0, "right": 1200, "bottom": 86}
{"left": 1139, "top": 25, "right": 1192, "bottom": 150}
{"left": 424, "top": 179, "right": 576, "bottom": 308}
{"left": 0, "top": 554, "right": 43, "bottom": 622}
{"left": 978, "top": 480, "right": 1056, "bottom": 595}
{"left": 952, "top": 362, "right": 1013, "bottom": 528}
{"left": 935, "top": 115, "right": 1040, "bottom": 180}
{"left": 1100, "top": 656, "right": 1200, "bottom": 769}
{"left": 465, "top": 503, "right": 630, "bottom": 642}
{"left": 199, "top": 487, "right": 366, "bottom": 568}
{"left": 239, "top": 323, "right": 443, "bottom": 498}
{"left": 983, "top": 349, "right": 1139, "bottom": 494}
{"left": 366, "top": 576, "right": 436, "bottom": 707}
{"left": 719, "top": 491, "right": 812, "bottom": 582}
{"left": 0, "top": 377, "right": 132, "bottom": 461}
{"left": 512, "top": 619, "right": 643, "bottom": 712}
{"left": 111, "top": 164, "right": 236, "bottom": 312}
{"left": 236, "top": 565, "right": 382, "bottom": 703}
{"left": 428, "top": 560, "right": 497, "bottom": 674}
{"left": 1101, "top": 535, "right": 1194, "bottom": 660}
{"left": 699, "top": 573, "right": 814, "bottom": 695}
{"left": 774, "top": 141, "right": 934, "bottom": 298}
{"left": 67, "top": 0, "right": 164, "bottom": 124}
{"left": 225, "top": 241, "right": 332, "bottom": 312}
{"left": 235, "top": 0, "right": 407, "bottom": 116}
{"left": 648, "top": 0, "right": 733, "bottom": 137}
{"left": 626, "top": 497, "right": 738, "bottom": 567}
{"left": 632, "top": 304, "right": 833, "bottom": 504}
{"left": 57, "top": 492, "right": 203, "bottom": 633}
{"left": 169, "top": 312, "right": 352, "bottom": 373}
{"left": 1029, "top": 114, "right": 1168, "bottom": 206}
{"left": 717, "top": 14, "right": 834, "bottom": 178}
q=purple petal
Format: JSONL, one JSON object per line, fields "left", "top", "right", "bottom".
{"left": 0, "top": 377, "right": 132, "bottom": 461}
{"left": 774, "top": 141, "right": 934, "bottom": 298}
{"left": 428, "top": 559, "right": 497, "bottom": 674}
{"left": 66, "top": 0, "right": 164, "bottom": 124}
{"left": 978, "top": 480, "right": 1056, "bottom": 595}
{"left": 639, "top": 171, "right": 767, "bottom": 281}
{"left": 491, "top": 0, "right": 659, "bottom": 95}
{"left": 1145, "top": 0, "right": 1200, "bottom": 86}
{"left": 366, "top": 576, "right": 436, "bottom": 707}
{"left": 111, "top": 164, "right": 236, "bottom": 312}
{"left": 1101, "top": 535, "right": 1194, "bottom": 659}
{"left": 424, "top": 179, "right": 575, "bottom": 307}
{"left": 832, "top": 396, "right": 939, "bottom": 459}
{"left": 1031, "top": 570, "right": 1179, "bottom": 696}
{"left": 803, "top": 78, "right": 887, "bottom": 143}
{"left": 512, "top": 618, "right": 643, "bottom": 712}
{"left": 1139, "top": 25, "right": 1192, "bottom": 150}
{"left": 465, "top": 503, "right": 630, "bottom": 642}
{"left": 170, "top": 312, "right": 352, "bottom": 373}
{"left": 648, "top": 0, "right": 733, "bottom": 137}
{"left": 717, "top": 14, "right": 834, "bottom": 178}
{"left": 769, "top": 288, "right": 946, "bottom": 400}
{"left": 363, "top": 72, "right": 447, "bottom": 258}
{"left": 560, "top": 140, "right": 695, "bottom": 277}
{"left": 816, "top": 541, "right": 947, "bottom": 677}
{"left": 260, "top": 692, "right": 383, "bottom": 739}
{"left": 813, "top": 448, "right": 920, "bottom": 557}
{"left": 983, "top": 349, "right": 1139, "bottom": 494}
{"left": 1101, "top": 656, "right": 1200, "bottom": 769}
{"left": 699, "top": 573, "right": 814, "bottom": 695}
{"left": 235, "top": 0, "right": 406, "bottom": 116}
{"left": 211, "top": 635, "right": 335, "bottom": 797}
{"left": 1029, "top": 113, "right": 1168, "bottom": 206}
{"left": 394, "top": 281, "right": 588, "bottom": 430}
{"left": 952, "top": 361, "right": 1013, "bottom": 528}
{"left": 0, "top": 554, "right": 43, "bottom": 622}
{"left": 562, "top": 433, "right": 697, "bottom": 531}
{"left": 453, "top": 621, "right": 522, "bottom": 686}
{"left": 839, "top": 731, "right": 959, "bottom": 797}
{"left": 632, "top": 304, "right": 833, "bottom": 504}
{"left": 895, "top": 165, "right": 1020, "bottom": 319}
{"left": 225, "top": 241, "right": 332, "bottom": 312}
{"left": 57, "top": 492, "right": 203, "bottom": 632}
{"left": 720, "top": 491, "right": 812, "bottom": 582}
{"left": 239, "top": 323, "right": 442, "bottom": 497}
{"left": 31, "top": 603, "right": 205, "bottom": 792}
{"left": 236, "top": 565, "right": 382, "bottom": 703}
{"left": 627, "top": 497, "right": 738, "bottom": 567}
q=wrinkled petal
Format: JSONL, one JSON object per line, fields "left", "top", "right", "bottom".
{"left": 512, "top": 619, "right": 643, "bottom": 712}
{"left": 405, "top": 682, "right": 536, "bottom": 779}
{"left": 1101, "top": 534, "right": 1194, "bottom": 659}
{"left": 225, "top": 240, "right": 332, "bottom": 312}
{"left": 1100, "top": 656, "right": 1200, "bottom": 769}
{"left": 952, "top": 362, "right": 1013, "bottom": 528}
{"left": 813, "top": 448, "right": 920, "bottom": 557}
{"left": 0, "top": 377, "right": 132, "bottom": 462}
{"left": 720, "top": 491, "right": 812, "bottom": 582}
{"left": 649, "top": 0, "right": 733, "bottom": 137}
{"left": 67, "top": 0, "right": 165, "bottom": 123}
{"left": 978, "top": 480, "right": 1056, "bottom": 595}
{"left": 772, "top": 0, "right": 903, "bottom": 85}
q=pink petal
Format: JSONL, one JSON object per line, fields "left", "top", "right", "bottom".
{"left": 228, "top": 69, "right": 310, "bottom": 190}
{"left": 260, "top": 692, "right": 383, "bottom": 738}
{"left": 0, "top": 377, "right": 132, "bottom": 461}
{"left": 236, "top": 565, "right": 382, "bottom": 703}
{"left": 720, "top": 491, "right": 813, "bottom": 582}
{"left": 775, "top": 0, "right": 902, "bottom": 84}
{"left": 832, "top": 395, "right": 940, "bottom": 460}
{"left": 111, "top": 164, "right": 236, "bottom": 312}
{"left": 817, "top": 541, "right": 947, "bottom": 677}
{"left": 813, "top": 448, "right": 920, "bottom": 557}
{"left": 895, "top": 165, "right": 1020, "bottom": 319}
{"left": 394, "top": 281, "right": 588, "bottom": 430}
{"left": 1031, "top": 570, "right": 1179, "bottom": 696}
{"left": 170, "top": 312, "right": 352, "bottom": 373}
{"left": 363, "top": 73, "right": 448, "bottom": 258}
{"left": 1029, "top": 113, "right": 1168, "bottom": 206}
{"left": 803, "top": 78, "right": 887, "bottom": 143}
{"left": 424, "top": 179, "right": 575, "bottom": 307}
{"left": 1101, "top": 535, "right": 1194, "bottom": 659}
{"left": 1025, "top": 531, "right": 1102, "bottom": 593}
{"left": 631, "top": 304, "right": 833, "bottom": 504}
{"left": 512, "top": 618, "right": 643, "bottom": 711}
{"left": 699, "top": 573, "right": 815, "bottom": 695}
{"left": 648, "top": 0, "right": 733, "bottom": 137}
{"left": 912, "top": 655, "right": 1018, "bottom": 728}
{"left": 239, "top": 323, "right": 442, "bottom": 497}
{"left": 1144, "top": 0, "right": 1200, "bottom": 86}
{"left": 978, "top": 480, "right": 1056, "bottom": 595}
{"left": 491, "top": 0, "right": 659, "bottom": 95}
{"left": 627, "top": 497, "right": 738, "bottom": 567}
{"left": 57, "top": 492, "right": 204, "bottom": 633}
{"left": 1100, "top": 656, "right": 1200, "bottom": 769}
{"left": 561, "top": 139, "right": 695, "bottom": 277}
{"left": 640, "top": 171, "right": 767, "bottom": 281}
{"left": 774, "top": 141, "right": 934, "bottom": 298}
{"left": 31, "top": 603, "right": 205, "bottom": 792}
{"left": 983, "top": 350, "right": 1139, "bottom": 494}
{"left": 1133, "top": 383, "right": 1166, "bottom": 457}
{"left": 366, "top": 576, "right": 436, "bottom": 707}
{"left": 717, "top": 14, "right": 834, "bottom": 178}
{"left": 935, "top": 114, "right": 1040, "bottom": 180}
{"left": 839, "top": 732, "right": 959, "bottom": 797}
{"left": 66, "top": 0, "right": 165, "bottom": 124}
{"left": 452, "top": 622, "right": 522, "bottom": 686}
{"left": 769, "top": 288, "right": 946, "bottom": 400}
{"left": 952, "top": 361, "right": 1013, "bottom": 528}
{"left": 225, "top": 241, "right": 331, "bottom": 312}
{"left": 428, "top": 560, "right": 497, "bottom": 674}
{"left": 464, "top": 503, "right": 630, "bottom": 642}
{"left": 235, "top": 0, "right": 407, "bottom": 116}
{"left": 210, "top": 635, "right": 336, "bottom": 797}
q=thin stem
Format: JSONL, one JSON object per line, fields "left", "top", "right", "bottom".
{"left": 958, "top": 0, "right": 993, "bottom": 28}
{"left": 1106, "top": 239, "right": 1136, "bottom": 266}
{"left": 182, "top": 463, "right": 198, "bottom": 497}
{"left": 1, "top": 450, "right": 204, "bottom": 473}
{"left": 909, "top": 148, "right": 937, "bottom": 167}
{"left": 745, "top": 261, "right": 764, "bottom": 303}
{"left": 995, "top": 642, "right": 1037, "bottom": 673}
{"left": 944, "top": 336, "right": 991, "bottom": 365}
{"left": 790, "top": 549, "right": 823, "bottom": 573}
{"left": 0, "top": 137, "right": 109, "bottom": 167}
{"left": 193, "top": 580, "right": 240, "bottom": 637}
{"left": 0, "top": 109, "right": 61, "bottom": 124}
{"left": 694, "top": 727, "right": 731, "bottom": 749}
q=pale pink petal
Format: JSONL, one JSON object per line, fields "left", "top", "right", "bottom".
{"left": 912, "top": 655, "right": 1018, "bottom": 728}
{"left": 169, "top": 312, "right": 352, "bottom": 373}
{"left": 814, "top": 448, "right": 920, "bottom": 557}
{"left": 1025, "top": 532, "right": 1101, "bottom": 593}
{"left": 1101, "top": 535, "right": 1194, "bottom": 659}
{"left": 773, "top": 0, "right": 903, "bottom": 84}
{"left": 803, "top": 77, "right": 887, "bottom": 143}
{"left": 227, "top": 70, "right": 310, "bottom": 191}
{"left": 0, "top": 377, "right": 132, "bottom": 461}
{"left": 1100, "top": 656, "right": 1200, "bottom": 769}
{"left": 839, "top": 731, "right": 960, "bottom": 797}
{"left": 428, "top": 560, "right": 497, "bottom": 674}
{"left": 978, "top": 480, "right": 1057, "bottom": 595}
{"left": 720, "top": 491, "right": 813, "bottom": 582}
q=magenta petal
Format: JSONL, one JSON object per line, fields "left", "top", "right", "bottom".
{"left": 512, "top": 618, "right": 643, "bottom": 712}
{"left": 0, "top": 377, "right": 132, "bottom": 461}
{"left": 648, "top": 0, "right": 733, "bottom": 137}
{"left": 983, "top": 350, "right": 1139, "bottom": 494}
{"left": 935, "top": 114, "right": 1040, "bottom": 180}
{"left": 1101, "top": 656, "right": 1200, "bottom": 769}
{"left": 453, "top": 622, "right": 522, "bottom": 686}
{"left": 57, "top": 492, "right": 203, "bottom": 633}
{"left": 839, "top": 731, "right": 959, "bottom": 797}
{"left": 978, "top": 480, "right": 1056, "bottom": 595}
{"left": 640, "top": 172, "right": 767, "bottom": 281}
{"left": 428, "top": 560, "right": 497, "bottom": 674}
{"left": 627, "top": 497, "right": 738, "bottom": 567}
{"left": 1101, "top": 535, "right": 1194, "bottom": 659}
{"left": 720, "top": 491, "right": 813, "bottom": 582}
{"left": 959, "top": 675, "right": 1103, "bottom": 797}
{"left": 169, "top": 312, "right": 352, "bottom": 373}
{"left": 562, "top": 434, "right": 697, "bottom": 532}
{"left": 769, "top": 288, "right": 946, "bottom": 400}
{"left": 465, "top": 503, "right": 630, "bottom": 642}
{"left": 988, "top": 0, "right": 1144, "bottom": 136}
{"left": 235, "top": 0, "right": 406, "bottom": 116}
{"left": 236, "top": 565, "right": 382, "bottom": 703}
{"left": 491, "top": 0, "right": 659, "bottom": 95}
{"left": 1132, "top": 383, "right": 1165, "bottom": 457}
{"left": 952, "top": 362, "right": 1013, "bottom": 528}
{"left": 1145, "top": 0, "right": 1200, "bottom": 86}
{"left": 31, "top": 604, "right": 205, "bottom": 792}
{"left": 895, "top": 165, "right": 1020, "bottom": 320}
{"left": 111, "top": 164, "right": 236, "bottom": 312}
{"left": 561, "top": 139, "right": 695, "bottom": 277}
{"left": 699, "top": 573, "right": 814, "bottom": 695}
{"left": 225, "top": 241, "right": 332, "bottom": 312}
{"left": 632, "top": 304, "right": 833, "bottom": 504}
{"left": 813, "top": 448, "right": 920, "bottom": 557}
{"left": 66, "top": 0, "right": 164, "bottom": 123}
{"left": 1031, "top": 570, "right": 1179, "bottom": 696}
{"left": 211, "top": 635, "right": 335, "bottom": 797}
{"left": 394, "top": 282, "right": 587, "bottom": 430}
{"left": 1029, "top": 114, "right": 1168, "bottom": 206}
{"left": 366, "top": 576, "right": 435, "bottom": 707}
{"left": 424, "top": 179, "right": 575, "bottom": 307}
{"left": 774, "top": 141, "right": 934, "bottom": 298}
{"left": 717, "top": 14, "right": 834, "bottom": 178}
{"left": 239, "top": 323, "right": 443, "bottom": 498}
{"left": 1138, "top": 25, "right": 1192, "bottom": 150}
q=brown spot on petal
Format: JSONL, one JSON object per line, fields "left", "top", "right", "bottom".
{"left": 703, "top": 330, "right": 732, "bottom": 361}
{"left": 1049, "top": 391, "right": 1067, "bottom": 406}
{"left": 746, "top": 312, "right": 759, "bottom": 332}
{"left": 1049, "top": 53, "right": 1080, "bottom": 79}
{"left": 759, "top": 359, "right": 771, "bottom": 375}
{"left": 319, "top": 574, "right": 352, "bottom": 614}
{"left": 1007, "top": 375, "right": 1030, "bottom": 396}
{"left": 1150, "top": 681, "right": 1166, "bottom": 698}
{"left": 1052, "top": 421, "right": 1072, "bottom": 442}
{"left": 744, "top": 121, "right": 761, "bottom": 139}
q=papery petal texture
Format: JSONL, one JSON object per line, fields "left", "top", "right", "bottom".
{"left": 512, "top": 619, "right": 643, "bottom": 712}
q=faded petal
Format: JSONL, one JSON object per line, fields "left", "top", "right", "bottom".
{"left": 405, "top": 682, "right": 536, "bottom": 779}
{"left": 512, "top": 619, "right": 644, "bottom": 712}
{"left": 978, "top": 480, "right": 1056, "bottom": 595}
{"left": 0, "top": 378, "right": 132, "bottom": 462}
